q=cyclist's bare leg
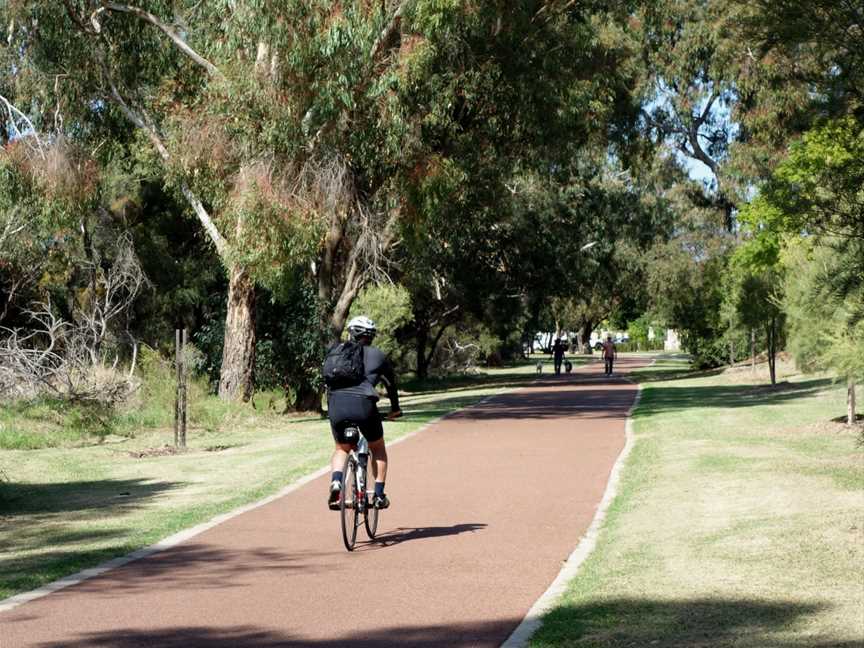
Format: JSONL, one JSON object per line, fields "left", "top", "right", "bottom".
{"left": 330, "top": 443, "right": 352, "bottom": 474}
{"left": 367, "top": 438, "right": 388, "bottom": 484}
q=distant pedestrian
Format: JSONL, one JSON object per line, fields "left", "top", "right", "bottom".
{"left": 602, "top": 335, "right": 617, "bottom": 376}
{"left": 552, "top": 338, "right": 566, "bottom": 375}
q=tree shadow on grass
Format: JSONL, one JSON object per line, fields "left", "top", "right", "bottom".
{"left": 535, "top": 597, "right": 857, "bottom": 647}
{"left": 0, "top": 478, "right": 181, "bottom": 516}
{"left": 0, "top": 478, "right": 184, "bottom": 599}
{"left": 635, "top": 378, "right": 834, "bottom": 418}
{"left": 27, "top": 597, "right": 860, "bottom": 647}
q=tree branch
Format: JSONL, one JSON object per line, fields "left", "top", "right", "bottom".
{"left": 90, "top": 2, "right": 224, "bottom": 79}
{"left": 0, "top": 93, "right": 46, "bottom": 158}
{"left": 370, "top": 2, "right": 405, "bottom": 63}
{"left": 105, "top": 78, "right": 228, "bottom": 257}
{"left": 695, "top": 90, "right": 719, "bottom": 128}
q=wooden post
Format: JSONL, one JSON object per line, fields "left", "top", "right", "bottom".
{"left": 174, "top": 329, "right": 181, "bottom": 447}
{"left": 180, "top": 328, "right": 188, "bottom": 448}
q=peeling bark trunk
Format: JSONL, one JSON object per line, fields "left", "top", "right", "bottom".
{"left": 327, "top": 256, "right": 364, "bottom": 342}
{"left": 218, "top": 265, "right": 256, "bottom": 401}
{"left": 848, "top": 379, "right": 857, "bottom": 426}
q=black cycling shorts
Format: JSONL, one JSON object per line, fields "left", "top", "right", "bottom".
{"left": 328, "top": 391, "right": 383, "bottom": 444}
{"left": 330, "top": 416, "right": 383, "bottom": 444}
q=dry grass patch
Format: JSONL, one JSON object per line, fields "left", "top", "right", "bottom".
{"left": 532, "top": 357, "right": 863, "bottom": 648}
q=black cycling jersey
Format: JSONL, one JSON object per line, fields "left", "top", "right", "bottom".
{"left": 327, "top": 344, "right": 399, "bottom": 443}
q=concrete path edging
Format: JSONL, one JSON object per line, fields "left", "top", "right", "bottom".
{"left": 500, "top": 375, "right": 645, "bottom": 648}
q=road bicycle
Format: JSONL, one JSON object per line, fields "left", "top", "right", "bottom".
{"left": 338, "top": 424, "right": 379, "bottom": 551}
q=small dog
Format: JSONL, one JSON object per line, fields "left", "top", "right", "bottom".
{"left": 564, "top": 360, "right": 573, "bottom": 374}
{"left": 536, "top": 361, "right": 543, "bottom": 375}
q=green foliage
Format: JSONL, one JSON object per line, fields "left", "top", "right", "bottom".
{"left": 742, "top": 118, "right": 864, "bottom": 244}
{"left": 348, "top": 284, "right": 413, "bottom": 360}
{"left": 740, "top": 117, "right": 864, "bottom": 389}
{"left": 727, "top": 236, "right": 784, "bottom": 330}
{"left": 646, "top": 236, "right": 731, "bottom": 368}
{"left": 627, "top": 315, "right": 651, "bottom": 349}
{"left": 254, "top": 273, "right": 324, "bottom": 403}
{"left": 783, "top": 241, "right": 864, "bottom": 386}
{"left": 0, "top": 398, "right": 117, "bottom": 450}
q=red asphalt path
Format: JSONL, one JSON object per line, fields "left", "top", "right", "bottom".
{"left": 1, "top": 358, "right": 647, "bottom": 648}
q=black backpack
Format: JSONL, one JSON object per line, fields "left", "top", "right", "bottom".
{"left": 322, "top": 340, "right": 366, "bottom": 388}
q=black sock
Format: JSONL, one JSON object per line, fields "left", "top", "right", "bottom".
{"left": 374, "top": 481, "right": 385, "bottom": 497}
{"left": 331, "top": 471, "right": 343, "bottom": 484}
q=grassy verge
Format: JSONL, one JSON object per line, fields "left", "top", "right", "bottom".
{"left": 0, "top": 358, "right": 563, "bottom": 601}
{"left": 531, "top": 358, "right": 863, "bottom": 647}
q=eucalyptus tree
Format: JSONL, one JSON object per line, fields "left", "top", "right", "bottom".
{"left": 2, "top": 1, "right": 636, "bottom": 400}
{"left": 637, "top": 0, "right": 743, "bottom": 230}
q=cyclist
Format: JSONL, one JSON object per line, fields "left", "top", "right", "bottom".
{"left": 326, "top": 315, "right": 402, "bottom": 511}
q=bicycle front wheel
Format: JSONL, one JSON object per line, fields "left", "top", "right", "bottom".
{"left": 340, "top": 455, "right": 359, "bottom": 551}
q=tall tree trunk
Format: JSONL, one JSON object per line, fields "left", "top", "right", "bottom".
{"left": 766, "top": 319, "right": 776, "bottom": 386}
{"left": 580, "top": 321, "right": 593, "bottom": 354}
{"left": 751, "top": 328, "right": 756, "bottom": 372}
{"left": 218, "top": 265, "right": 256, "bottom": 401}
{"left": 848, "top": 379, "right": 857, "bottom": 426}
{"left": 416, "top": 324, "right": 429, "bottom": 379}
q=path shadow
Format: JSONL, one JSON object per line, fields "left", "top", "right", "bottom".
{"left": 28, "top": 597, "right": 859, "bottom": 647}
{"left": 447, "top": 388, "right": 636, "bottom": 422}
{"left": 2, "top": 541, "right": 331, "bottom": 603}
{"left": 361, "top": 523, "right": 487, "bottom": 548}
{"left": 68, "top": 543, "right": 328, "bottom": 596}
{"left": 27, "top": 618, "right": 520, "bottom": 648}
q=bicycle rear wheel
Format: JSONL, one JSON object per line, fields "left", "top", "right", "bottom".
{"left": 364, "top": 489, "right": 379, "bottom": 539}
{"left": 340, "top": 455, "right": 359, "bottom": 551}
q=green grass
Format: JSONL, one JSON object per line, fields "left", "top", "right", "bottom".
{"left": 0, "top": 359, "right": 540, "bottom": 600}
{"left": 531, "top": 358, "right": 864, "bottom": 648}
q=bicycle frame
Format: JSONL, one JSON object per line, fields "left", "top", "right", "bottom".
{"left": 339, "top": 425, "right": 380, "bottom": 550}
{"left": 343, "top": 426, "right": 370, "bottom": 511}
